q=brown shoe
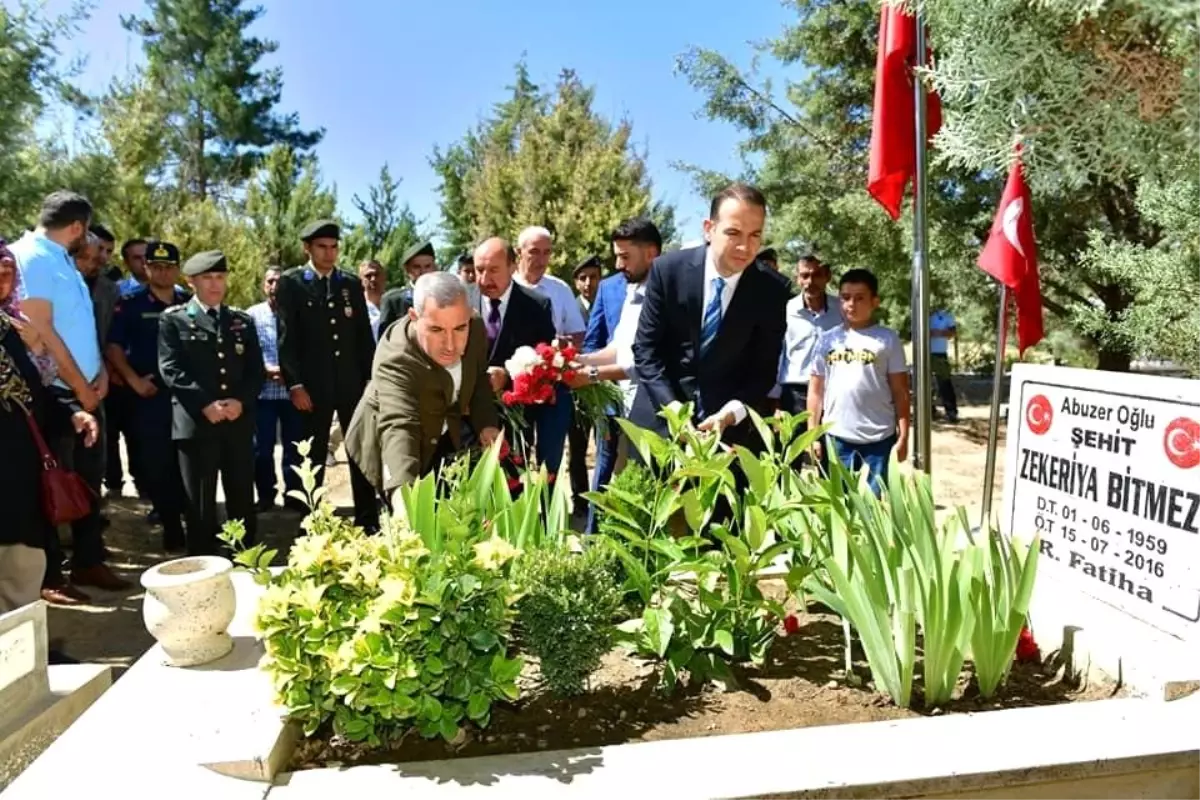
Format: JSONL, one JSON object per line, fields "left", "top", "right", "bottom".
{"left": 42, "top": 584, "right": 92, "bottom": 605}
{"left": 70, "top": 564, "right": 133, "bottom": 591}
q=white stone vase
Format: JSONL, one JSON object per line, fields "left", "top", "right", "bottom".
{"left": 141, "top": 555, "right": 237, "bottom": 667}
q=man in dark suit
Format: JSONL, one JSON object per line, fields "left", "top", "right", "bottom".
{"left": 158, "top": 251, "right": 264, "bottom": 556}
{"left": 472, "top": 237, "right": 564, "bottom": 470}
{"left": 376, "top": 240, "right": 438, "bottom": 337}
{"left": 345, "top": 272, "right": 500, "bottom": 510}
{"left": 275, "top": 220, "right": 379, "bottom": 529}
{"left": 631, "top": 183, "right": 788, "bottom": 451}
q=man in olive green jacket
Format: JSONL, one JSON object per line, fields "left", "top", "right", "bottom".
{"left": 347, "top": 272, "right": 500, "bottom": 510}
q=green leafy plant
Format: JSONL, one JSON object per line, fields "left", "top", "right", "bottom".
{"left": 968, "top": 516, "right": 1041, "bottom": 698}
{"left": 796, "top": 459, "right": 1041, "bottom": 708}
{"left": 590, "top": 403, "right": 824, "bottom": 689}
{"left": 224, "top": 446, "right": 525, "bottom": 745}
{"left": 514, "top": 543, "right": 622, "bottom": 696}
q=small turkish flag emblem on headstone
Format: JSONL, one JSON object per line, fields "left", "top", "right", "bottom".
{"left": 1025, "top": 395, "right": 1053, "bottom": 435}
{"left": 1163, "top": 417, "right": 1200, "bottom": 469}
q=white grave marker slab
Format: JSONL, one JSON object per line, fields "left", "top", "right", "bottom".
{"left": 0, "top": 602, "right": 49, "bottom": 731}
{"left": 1001, "top": 364, "right": 1199, "bottom": 644}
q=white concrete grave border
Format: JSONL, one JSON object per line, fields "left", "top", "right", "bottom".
{"left": 5, "top": 571, "right": 1199, "bottom": 800}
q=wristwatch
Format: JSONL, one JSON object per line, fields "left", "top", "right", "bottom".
{"left": 586, "top": 366, "right": 600, "bottom": 383}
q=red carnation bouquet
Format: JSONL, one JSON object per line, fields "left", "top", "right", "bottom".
{"left": 501, "top": 342, "right": 578, "bottom": 406}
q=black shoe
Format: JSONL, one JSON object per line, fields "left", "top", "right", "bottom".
{"left": 146, "top": 509, "right": 160, "bottom": 525}
{"left": 283, "top": 499, "right": 309, "bottom": 515}
{"left": 255, "top": 498, "right": 275, "bottom": 513}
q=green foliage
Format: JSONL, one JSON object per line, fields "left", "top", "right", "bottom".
{"left": 968, "top": 513, "right": 1041, "bottom": 698}
{"left": 590, "top": 404, "right": 823, "bottom": 689}
{"left": 121, "top": 0, "right": 322, "bottom": 200}
{"left": 676, "top": 0, "right": 1200, "bottom": 372}
{"left": 340, "top": 163, "right": 426, "bottom": 288}
{"left": 223, "top": 442, "right": 523, "bottom": 745}
{"left": 431, "top": 62, "right": 677, "bottom": 281}
{"left": 515, "top": 544, "right": 622, "bottom": 696}
{"left": 797, "top": 458, "right": 1041, "bottom": 707}
{"left": 245, "top": 144, "right": 338, "bottom": 269}
{"left": 594, "top": 460, "right": 658, "bottom": 535}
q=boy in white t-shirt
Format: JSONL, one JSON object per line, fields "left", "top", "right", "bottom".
{"left": 807, "top": 268, "right": 910, "bottom": 493}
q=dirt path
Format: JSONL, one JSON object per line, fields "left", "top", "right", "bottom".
{"left": 49, "top": 408, "right": 1007, "bottom": 672}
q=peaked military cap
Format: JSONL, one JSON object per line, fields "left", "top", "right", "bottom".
{"left": 401, "top": 240, "right": 435, "bottom": 266}
{"left": 144, "top": 239, "right": 181, "bottom": 266}
{"left": 300, "top": 219, "right": 340, "bottom": 242}
{"left": 182, "top": 250, "right": 228, "bottom": 277}
{"left": 573, "top": 254, "right": 602, "bottom": 277}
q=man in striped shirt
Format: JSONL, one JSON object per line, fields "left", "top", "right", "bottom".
{"left": 247, "top": 267, "right": 303, "bottom": 512}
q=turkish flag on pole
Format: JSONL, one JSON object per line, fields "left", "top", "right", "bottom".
{"left": 867, "top": 1, "right": 943, "bottom": 220}
{"left": 978, "top": 148, "right": 1045, "bottom": 354}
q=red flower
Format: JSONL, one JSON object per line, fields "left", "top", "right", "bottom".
{"left": 506, "top": 476, "right": 522, "bottom": 491}
{"left": 511, "top": 455, "right": 524, "bottom": 466}
{"left": 560, "top": 345, "right": 578, "bottom": 363}
{"left": 782, "top": 615, "right": 801, "bottom": 636}
{"left": 1015, "top": 625, "right": 1040, "bottom": 663}
{"left": 497, "top": 438, "right": 511, "bottom": 460}
{"left": 546, "top": 472, "right": 557, "bottom": 485}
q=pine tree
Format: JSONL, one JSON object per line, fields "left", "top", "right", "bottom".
{"left": 245, "top": 144, "right": 337, "bottom": 269}
{"left": 432, "top": 63, "right": 676, "bottom": 280}
{"left": 121, "top": 0, "right": 322, "bottom": 201}
{"left": 340, "top": 163, "right": 424, "bottom": 287}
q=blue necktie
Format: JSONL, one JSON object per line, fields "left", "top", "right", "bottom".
{"left": 699, "top": 277, "right": 726, "bottom": 358}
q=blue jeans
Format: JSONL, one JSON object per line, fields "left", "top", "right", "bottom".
{"left": 254, "top": 398, "right": 303, "bottom": 504}
{"left": 586, "top": 414, "right": 623, "bottom": 533}
{"left": 828, "top": 434, "right": 897, "bottom": 496}
{"left": 526, "top": 384, "right": 572, "bottom": 477}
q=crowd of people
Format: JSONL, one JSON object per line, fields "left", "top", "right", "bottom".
{"left": 0, "top": 183, "right": 955, "bottom": 659}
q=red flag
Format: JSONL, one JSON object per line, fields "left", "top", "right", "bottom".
{"left": 978, "top": 148, "right": 1044, "bottom": 354}
{"left": 867, "top": 2, "right": 943, "bottom": 220}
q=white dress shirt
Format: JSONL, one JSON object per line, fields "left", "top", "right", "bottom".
{"left": 441, "top": 360, "right": 464, "bottom": 435}
{"left": 702, "top": 249, "right": 749, "bottom": 425}
{"left": 611, "top": 281, "right": 648, "bottom": 413}
{"left": 514, "top": 272, "right": 586, "bottom": 336}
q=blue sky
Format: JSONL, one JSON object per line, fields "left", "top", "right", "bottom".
{"left": 36, "top": 0, "right": 798, "bottom": 246}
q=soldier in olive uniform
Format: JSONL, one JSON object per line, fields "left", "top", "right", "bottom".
{"left": 158, "top": 251, "right": 264, "bottom": 556}
{"left": 377, "top": 239, "right": 437, "bottom": 336}
{"left": 275, "top": 220, "right": 379, "bottom": 529}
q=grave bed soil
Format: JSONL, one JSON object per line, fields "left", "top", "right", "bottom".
{"left": 290, "top": 608, "right": 1123, "bottom": 769}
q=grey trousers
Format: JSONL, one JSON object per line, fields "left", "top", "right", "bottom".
{"left": 0, "top": 544, "right": 47, "bottom": 614}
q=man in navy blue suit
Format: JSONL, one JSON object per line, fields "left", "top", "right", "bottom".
{"left": 576, "top": 217, "right": 662, "bottom": 531}
{"left": 630, "top": 184, "right": 788, "bottom": 451}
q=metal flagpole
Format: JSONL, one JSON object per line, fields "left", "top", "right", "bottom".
{"left": 979, "top": 285, "right": 1009, "bottom": 529}
{"left": 911, "top": 8, "right": 933, "bottom": 474}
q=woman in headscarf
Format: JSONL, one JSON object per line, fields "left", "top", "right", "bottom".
{"left": 0, "top": 237, "right": 98, "bottom": 614}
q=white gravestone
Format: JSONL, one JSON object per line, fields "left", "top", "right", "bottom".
{"left": 1001, "top": 364, "right": 1200, "bottom": 696}
{"left": 0, "top": 602, "right": 50, "bottom": 732}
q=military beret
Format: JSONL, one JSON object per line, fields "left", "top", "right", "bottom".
{"left": 401, "top": 240, "right": 435, "bottom": 266}
{"left": 300, "top": 219, "right": 340, "bottom": 242}
{"left": 183, "top": 250, "right": 228, "bottom": 277}
{"left": 144, "top": 239, "right": 180, "bottom": 266}
{"left": 573, "top": 255, "right": 602, "bottom": 277}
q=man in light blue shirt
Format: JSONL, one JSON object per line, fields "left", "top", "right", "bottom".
{"left": 11, "top": 191, "right": 104, "bottom": 411}
{"left": 11, "top": 191, "right": 128, "bottom": 598}
{"left": 929, "top": 308, "right": 959, "bottom": 423}
{"left": 778, "top": 253, "right": 842, "bottom": 417}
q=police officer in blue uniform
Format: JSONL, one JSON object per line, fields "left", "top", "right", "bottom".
{"left": 105, "top": 239, "right": 190, "bottom": 551}
{"left": 159, "top": 250, "right": 264, "bottom": 556}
